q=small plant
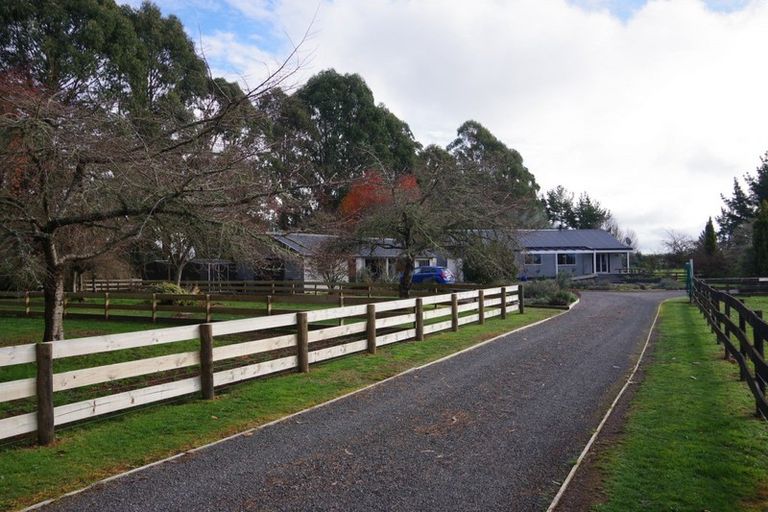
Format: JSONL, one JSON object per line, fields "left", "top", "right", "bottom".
{"left": 659, "top": 278, "right": 686, "bottom": 290}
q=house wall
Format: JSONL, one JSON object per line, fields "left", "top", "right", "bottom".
{"left": 610, "top": 253, "right": 627, "bottom": 272}
{"left": 522, "top": 254, "right": 556, "bottom": 278}
{"left": 522, "top": 253, "right": 596, "bottom": 279}
{"left": 552, "top": 253, "right": 593, "bottom": 277}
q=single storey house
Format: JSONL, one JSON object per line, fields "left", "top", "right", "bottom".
{"left": 271, "top": 233, "right": 460, "bottom": 283}
{"left": 517, "top": 229, "right": 634, "bottom": 279}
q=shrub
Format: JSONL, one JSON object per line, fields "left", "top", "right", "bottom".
{"left": 149, "top": 282, "right": 197, "bottom": 305}
{"left": 548, "top": 290, "right": 578, "bottom": 306}
{"left": 555, "top": 272, "right": 572, "bottom": 291}
{"left": 524, "top": 279, "right": 559, "bottom": 300}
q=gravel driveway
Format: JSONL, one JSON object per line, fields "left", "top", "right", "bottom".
{"left": 40, "top": 291, "right": 680, "bottom": 512}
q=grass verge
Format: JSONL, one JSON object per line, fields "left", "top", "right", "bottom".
{"left": 0, "top": 308, "right": 555, "bottom": 511}
{"left": 595, "top": 299, "right": 768, "bottom": 512}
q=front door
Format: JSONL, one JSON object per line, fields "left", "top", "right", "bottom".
{"left": 597, "top": 253, "right": 611, "bottom": 273}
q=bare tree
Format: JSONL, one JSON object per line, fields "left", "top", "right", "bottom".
{"left": 304, "top": 237, "right": 356, "bottom": 290}
{"left": 341, "top": 145, "right": 533, "bottom": 297}
{"left": 662, "top": 229, "right": 696, "bottom": 267}
{"left": 0, "top": 50, "right": 310, "bottom": 340}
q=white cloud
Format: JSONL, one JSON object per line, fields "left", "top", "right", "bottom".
{"left": 195, "top": 0, "right": 768, "bottom": 251}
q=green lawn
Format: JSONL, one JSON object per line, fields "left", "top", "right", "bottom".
{"left": 0, "top": 316, "right": 162, "bottom": 347}
{"left": 741, "top": 295, "right": 768, "bottom": 316}
{"left": 596, "top": 299, "right": 768, "bottom": 512}
{"left": 0, "top": 308, "right": 556, "bottom": 511}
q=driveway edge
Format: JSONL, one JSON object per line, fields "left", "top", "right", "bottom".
{"left": 545, "top": 297, "right": 667, "bottom": 512}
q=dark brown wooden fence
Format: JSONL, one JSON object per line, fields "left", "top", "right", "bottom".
{"left": 691, "top": 277, "right": 768, "bottom": 418}
{"left": 701, "top": 277, "right": 768, "bottom": 296}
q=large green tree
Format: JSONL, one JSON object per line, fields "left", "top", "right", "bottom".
{"left": 295, "top": 69, "right": 419, "bottom": 214}
{"left": 542, "top": 186, "right": 612, "bottom": 230}
{"left": 0, "top": 0, "right": 137, "bottom": 101}
{"left": 448, "top": 120, "right": 543, "bottom": 218}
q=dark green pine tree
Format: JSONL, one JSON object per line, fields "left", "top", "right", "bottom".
{"left": 703, "top": 217, "right": 718, "bottom": 256}
{"left": 753, "top": 202, "right": 768, "bottom": 276}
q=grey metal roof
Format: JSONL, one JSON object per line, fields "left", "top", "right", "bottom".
{"left": 271, "top": 233, "right": 336, "bottom": 256}
{"left": 517, "top": 229, "right": 633, "bottom": 251}
{"left": 271, "top": 233, "right": 435, "bottom": 258}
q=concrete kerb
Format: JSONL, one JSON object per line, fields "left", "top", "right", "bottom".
{"left": 22, "top": 304, "right": 574, "bottom": 512}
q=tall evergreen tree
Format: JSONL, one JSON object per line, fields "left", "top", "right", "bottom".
{"left": 702, "top": 217, "right": 718, "bottom": 256}
{"left": 717, "top": 178, "right": 754, "bottom": 245}
{"left": 753, "top": 201, "right": 768, "bottom": 276}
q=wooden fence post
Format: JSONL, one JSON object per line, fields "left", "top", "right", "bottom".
{"left": 451, "top": 293, "right": 459, "bottom": 332}
{"left": 339, "top": 293, "right": 345, "bottom": 326}
{"left": 151, "top": 293, "right": 158, "bottom": 323}
{"left": 205, "top": 294, "right": 212, "bottom": 323}
{"left": 500, "top": 287, "right": 507, "bottom": 320}
{"left": 104, "top": 292, "right": 110, "bottom": 320}
{"left": 297, "top": 312, "right": 309, "bottom": 373}
{"left": 199, "top": 324, "right": 214, "bottom": 400}
{"left": 36, "top": 342, "right": 54, "bottom": 445}
{"left": 367, "top": 304, "right": 377, "bottom": 354}
{"left": 755, "top": 310, "right": 765, "bottom": 416}
{"left": 24, "top": 291, "right": 30, "bottom": 316}
{"left": 713, "top": 293, "right": 720, "bottom": 341}
{"left": 416, "top": 298, "right": 424, "bottom": 341}
{"left": 266, "top": 295, "right": 273, "bottom": 316}
{"left": 519, "top": 284, "right": 525, "bottom": 314}
{"left": 724, "top": 302, "right": 731, "bottom": 360}
{"left": 478, "top": 290, "right": 485, "bottom": 325}
{"left": 739, "top": 307, "right": 747, "bottom": 381}
{"left": 91, "top": 276, "right": 96, "bottom": 292}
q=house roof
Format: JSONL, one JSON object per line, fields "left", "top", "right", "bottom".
{"left": 271, "top": 233, "right": 334, "bottom": 256}
{"left": 271, "top": 233, "right": 436, "bottom": 259}
{"left": 517, "top": 229, "right": 633, "bottom": 251}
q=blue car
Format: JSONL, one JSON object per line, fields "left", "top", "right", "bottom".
{"left": 411, "top": 266, "right": 456, "bottom": 285}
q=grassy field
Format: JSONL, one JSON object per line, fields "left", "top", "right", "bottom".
{"left": 0, "top": 308, "right": 556, "bottom": 511}
{"left": 595, "top": 299, "right": 768, "bottom": 511}
{"left": 741, "top": 295, "right": 768, "bottom": 315}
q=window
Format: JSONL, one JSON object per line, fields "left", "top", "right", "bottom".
{"left": 557, "top": 254, "right": 576, "bottom": 265}
{"left": 416, "top": 259, "right": 431, "bottom": 267}
{"left": 524, "top": 254, "right": 542, "bottom": 265}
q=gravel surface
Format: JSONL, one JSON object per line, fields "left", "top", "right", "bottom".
{"left": 41, "top": 291, "right": 680, "bottom": 512}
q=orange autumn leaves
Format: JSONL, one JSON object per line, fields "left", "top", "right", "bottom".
{"left": 339, "top": 170, "right": 419, "bottom": 219}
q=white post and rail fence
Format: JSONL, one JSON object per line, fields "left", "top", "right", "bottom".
{"left": 0, "top": 285, "right": 522, "bottom": 445}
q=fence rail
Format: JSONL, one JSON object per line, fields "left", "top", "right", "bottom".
{"left": 691, "top": 278, "right": 768, "bottom": 419}
{"left": 0, "top": 285, "right": 522, "bottom": 444}
{"left": 84, "top": 278, "right": 479, "bottom": 296}
{"left": 701, "top": 277, "right": 768, "bottom": 296}
{"left": 0, "top": 289, "right": 466, "bottom": 323}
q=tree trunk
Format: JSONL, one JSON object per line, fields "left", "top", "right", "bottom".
{"left": 398, "top": 256, "right": 415, "bottom": 298}
{"left": 174, "top": 261, "right": 187, "bottom": 287}
{"left": 43, "top": 264, "right": 65, "bottom": 342}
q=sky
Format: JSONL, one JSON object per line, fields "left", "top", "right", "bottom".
{"left": 123, "top": 0, "right": 768, "bottom": 252}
